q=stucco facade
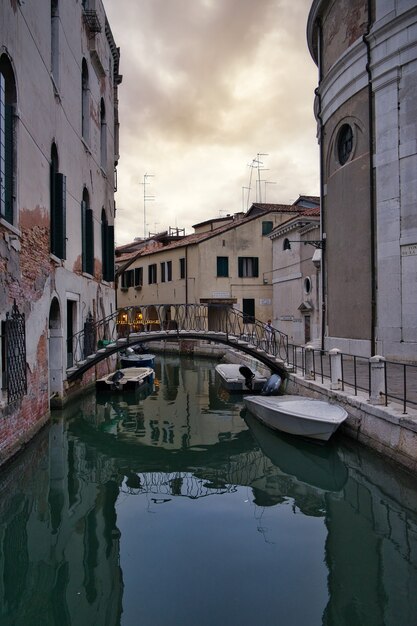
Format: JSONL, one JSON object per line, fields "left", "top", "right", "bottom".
{"left": 308, "top": 0, "right": 417, "bottom": 360}
{"left": 270, "top": 209, "right": 322, "bottom": 346}
{"left": 117, "top": 204, "right": 306, "bottom": 326}
{"left": 0, "top": 0, "right": 121, "bottom": 464}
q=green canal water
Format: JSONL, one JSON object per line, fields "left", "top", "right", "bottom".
{"left": 1, "top": 355, "right": 417, "bottom": 626}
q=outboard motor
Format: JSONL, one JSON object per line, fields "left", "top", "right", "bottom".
{"left": 109, "top": 369, "right": 125, "bottom": 391}
{"left": 239, "top": 365, "right": 255, "bottom": 390}
{"left": 261, "top": 373, "right": 282, "bottom": 396}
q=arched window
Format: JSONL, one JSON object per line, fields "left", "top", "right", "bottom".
{"left": 81, "top": 58, "right": 89, "bottom": 142}
{"left": 50, "top": 143, "right": 66, "bottom": 258}
{"left": 51, "top": 0, "right": 59, "bottom": 85}
{"left": 81, "top": 188, "right": 94, "bottom": 275}
{"left": 337, "top": 124, "right": 353, "bottom": 166}
{"left": 0, "top": 54, "right": 16, "bottom": 224}
{"left": 100, "top": 98, "right": 107, "bottom": 170}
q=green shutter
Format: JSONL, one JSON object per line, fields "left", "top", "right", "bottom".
{"left": 81, "top": 201, "right": 87, "bottom": 272}
{"left": 262, "top": 221, "right": 273, "bottom": 235}
{"left": 105, "top": 224, "right": 114, "bottom": 281}
{"left": 217, "top": 256, "right": 228, "bottom": 277}
{"left": 86, "top": 208, "right": 94, "bottom": 275}
{"left": 238, "top": 257, "right": 243, "bottom": 277}
{"left": 4, "top": 104, "right": 13, "bottom": 224}
{"left": 101, "top": 218, "right": 107, "bottom": 277}
{"left": 53, "top": 173, "right": 66, "bottom": 259}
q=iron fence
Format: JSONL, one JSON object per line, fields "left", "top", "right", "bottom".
{"left": 68, "top": 304, "right": 289, "bottom": 368}
{"left": 287, "top": 344, "right": 417, "bottom": 412}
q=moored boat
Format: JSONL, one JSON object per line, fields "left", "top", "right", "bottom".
{"left": 119, "top": 351, "right": 156, "bottom": 368}
{"left": 96, "top": 367, "right": 154, "bottom": 393}
{"left": 243, "top": 411, "right": 348, "bottom": 491}
{"left": 215, "top": 363, "right": 268, "bottom": 392}
{"left": 243, "top": 394, "right": 348, "bottom": 442}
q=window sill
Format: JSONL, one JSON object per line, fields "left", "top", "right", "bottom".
{"left": 0, "top": 219, "right": 21, "bottom": 237}
{"left": 50, "top": 253, "right": 63, "bottom": 265}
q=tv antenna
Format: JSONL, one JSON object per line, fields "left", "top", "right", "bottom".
{"left": 246, "top": 153, "right": 269, "bottom": 207}
{"left": 140, "top": 173, "right": 155, "bottom": 238}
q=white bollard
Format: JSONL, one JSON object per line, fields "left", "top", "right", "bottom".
{"left": 369, "top": 355, "right": 386, "bottom": 405}
{"left": 329, "top": 348, "right": 342, "bottom": 390}
{"left": 304, "top": 345, "right": 315, "bottom": 380}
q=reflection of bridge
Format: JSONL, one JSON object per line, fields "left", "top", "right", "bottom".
{"left": 67, "top": 304, "right": 288, "bottom": 380}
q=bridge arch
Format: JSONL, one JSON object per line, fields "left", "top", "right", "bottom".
{"left": 66, "top": 304, "right": 288, "bottom": 381}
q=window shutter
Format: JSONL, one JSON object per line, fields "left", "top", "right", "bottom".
{"left": 238, "top": 257, "right": 243, "bottom": 277}
{"left": 4, "top": 104, "right": 13, "bottom": 224}
{"left": 134, "top": 267, "right": 142, "bottom": 286}
{"left": 105, "top": 224, "right": 114, "bottom": 281}
{"left": 262, "top": 221, "right": 273, "bottom": 235}
{"left": 54, "top": 173, "right": 66, "bottom": 259}
{"left": 217, "top": 256, "right": 228, "bottom": 277}
{"left": 253, "top": 257, "right": 259, "bottom": 277}
{"left": 81, "top": 201, "right": 87, "bottom": 272}
{"left": 86, "top": 208, "right": 94, "bottom": 275}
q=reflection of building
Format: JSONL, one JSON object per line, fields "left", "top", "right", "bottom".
{"left": 1, "top": 358, "right": 417, "bottom": 623}
{"left": 116, "top": 201, "right": 315, "bottom": 325}
{"left": 0, "top": 0, "right": 121, "bottom": 465}
{"left": 308, "top": 1, "right": 417, "bottom": 360}
{"left": 0, "top": 420, "right": 123, "bottom": 624}
{"left": 323, "top": 447, "right": 417, "bottom": 624}
{"left": 96, "top": 357, "right": 246, "bottom": 450}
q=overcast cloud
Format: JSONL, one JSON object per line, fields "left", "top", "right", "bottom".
{"left": 104, "top": 0, "right": 319, "bottom": 245}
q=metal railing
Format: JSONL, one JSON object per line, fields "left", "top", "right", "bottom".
{"left": 68, "top": 304, "right": 289, "bottom": 369}
{"left": 287, "top": 344, "right": 417, "bottom": 413}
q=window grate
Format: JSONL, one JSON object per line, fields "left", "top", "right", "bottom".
{"left": 4, "top": 300, "right": 27, "bottom": 403}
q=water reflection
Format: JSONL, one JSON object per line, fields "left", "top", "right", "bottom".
{"left": 0, "top": 356, "right": 416, "bottom": 626}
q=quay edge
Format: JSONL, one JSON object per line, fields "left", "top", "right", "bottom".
{"left": 151, "top": 341, "right": 417, "bottom": 475}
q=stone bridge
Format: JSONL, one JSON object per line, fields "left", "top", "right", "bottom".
{"left": 66, "top": 304, "right": 289, "bottom": 381}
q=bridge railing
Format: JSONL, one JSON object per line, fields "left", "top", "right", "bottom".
{"left": 68, "top": 304, "right": 289, "bottom": 367}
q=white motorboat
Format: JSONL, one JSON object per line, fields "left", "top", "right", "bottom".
{"left": 215, "top": 363, "right": 268, "bottom": 392}
{"left": 243, "top": 394, "right": 348, "bottom": 442}
{"left": 96, "top": 367, "right": 154, "bottom": 393}
{"left": 243, "top": 411, "right": 348, "bottom": 491}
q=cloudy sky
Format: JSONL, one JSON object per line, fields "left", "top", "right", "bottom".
{"left": 104, "top": 0, "right": 319, "bottom": 246}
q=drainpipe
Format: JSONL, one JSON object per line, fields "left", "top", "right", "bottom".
{"left": 364, "top": 0, "right": 377, "bottom": 355}
{"left": 315, "top": 17, "right": 326, "bottom": 351}
{"left": 185, "top": 246, "right": 188, "bottom": 305}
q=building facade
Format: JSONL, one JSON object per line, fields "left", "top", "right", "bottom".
{"left": 116, "top": 203, "right": 307, "bottom": 326}
{"left": 307, "top": 0, "right": 417, "bottom": 360}
{"left": 0, "top": 0, "right": 121, "bottom": 464}
{"left": 270, "top": 207, "right": 321, "bottom": 346}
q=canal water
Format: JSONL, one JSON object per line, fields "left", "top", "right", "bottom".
{"left": 1, "top": 355, "right": 417, "bottom": 626}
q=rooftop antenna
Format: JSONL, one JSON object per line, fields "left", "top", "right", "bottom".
{"left": 246, "top": 159, "right": 257, "bottom": 209}
{"left": 246, "top": 153, "right": 268, "bottom": 207}
{"left": 140, "top": 173, "right": 155, "bottom": 238}
{"left": 256, "top": 153, "right": 269, "bottom": 203}
{"left": 242, "top": 186, "right": 250, "bottom": 211}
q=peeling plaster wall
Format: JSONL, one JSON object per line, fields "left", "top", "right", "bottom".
{"left": 0, "top": 0, "right": 120, "bottom": 466}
